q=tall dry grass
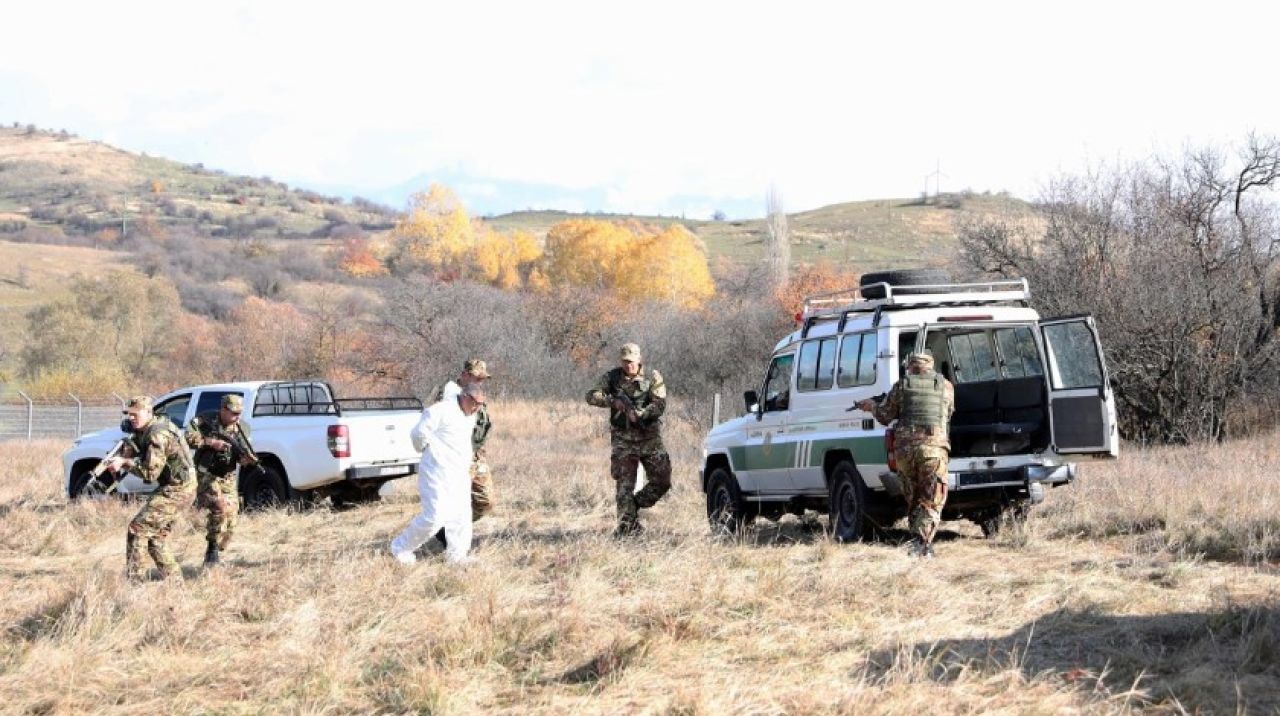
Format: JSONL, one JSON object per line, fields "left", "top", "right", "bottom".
{"left": 1, "top": 400, "right": 1278, "bottom": 714}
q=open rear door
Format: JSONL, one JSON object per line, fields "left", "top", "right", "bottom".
{"left": 1039, "top": 315, "right": 1119, "bottom": 458}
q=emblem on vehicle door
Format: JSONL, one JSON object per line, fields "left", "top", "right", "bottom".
{"left": 762, "top": 431, "right": 773, "bottom": 456}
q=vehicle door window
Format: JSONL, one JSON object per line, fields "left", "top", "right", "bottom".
{"left": 195, "top": 391, "right": 242, "bottom": 416}
{"left": 896, "top": 329, "right": 918, "bottom": 375}
{"left": 994, "top": 327, "right": 1044, "bottom": 379}
{"left": 153, "top": 395, "right": 191, "bottom": 426}
{"left": 796, "top": 337, "right": 837, "bottom": 391}
{"left": 1042, "top": 322, "right": 1104, "bottom": 388}
{"left": 948, "top": 331, "right": 999, "bottom": 383}
{"left": 837, "top": 332, "right": 878, "bottom": 388}
{"left": 762, "top": 354, "right": 795, "bottom": 412}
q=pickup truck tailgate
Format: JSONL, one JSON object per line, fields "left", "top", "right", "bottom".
{"left": 341, "top": 409, "right": 423, "bottom": 468}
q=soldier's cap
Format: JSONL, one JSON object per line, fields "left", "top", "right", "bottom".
{"left": 123, "top": 395, "right": 153, "bottom": 414}
{"left": 221, "top": 394, "right": 244, "bottom": 413}
{"left": 463, "top": 359, "right": 491, "bottom": 379}
{"left": 460, "top": 382, "right": 487, "bottom": 404}
{"left": 907, "top": 352, "right": 935, "bottom": 368}
{"left": 619, "top": 342, "right": 642, "bottom": 363}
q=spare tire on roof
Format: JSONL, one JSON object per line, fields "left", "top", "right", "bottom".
{"left": 858, "top": 268, "right": 952, "bottom": 299}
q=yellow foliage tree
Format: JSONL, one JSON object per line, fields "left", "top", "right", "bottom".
{"left": 471, "top": 227, "right": 543, "bottom": 289}
{"left": 544, "top": 219, "right": 716, "bottom": 308}
{"left": 618, "top": 225, "right": 716, "bottom": 309}
{"left": 393, "top": 184, "right": 473, "bottom": 276}
{"left": 543, "top": 219, "right": 634, "bottom": 290}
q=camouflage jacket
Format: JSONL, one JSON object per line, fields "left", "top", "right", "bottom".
{"left": 127, "top": 417, "right": 195, "bottom": 486}
{"left": 186, "top": 411, "right": 253, "bottom": 475}
{"left": 586, "top": 366, "right": 667, "bottom": 443}
{"left": 872, "top": 371, "right": 955, "bottom": 452}
{"left": 431, "top": 380, "right": 492, "bottom": 458}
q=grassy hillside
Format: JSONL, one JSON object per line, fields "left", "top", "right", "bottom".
{"left": 482, "top": 194, "right": 1033, "bottom": 271}
{"left": 0, "top": 402, "right": 1277, "bottom": 713}
{"left": 0, "top": 125, "right": 396, "bottom": 242}
{"left": 2, "top": 124, "right": 1033, "bottom": 271}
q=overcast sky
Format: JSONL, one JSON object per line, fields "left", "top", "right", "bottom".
{"left": 3, "top": 0, "right": 1278, "bottom": 218}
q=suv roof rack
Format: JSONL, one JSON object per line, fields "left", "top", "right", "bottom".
{"left": 798, "top": 279, "right": 1031, "bottom": 338}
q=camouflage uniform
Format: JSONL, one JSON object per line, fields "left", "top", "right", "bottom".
{"left": 871, "top": 353, "right": 955, "bottom": 546}
{"left": 122, "top": 406, "right": 197, "bottom": 581}
{"left": 186, "top": 397, "right": 251, "bottom": 555}
{"left": 586, "top": 343, "right": 672, "bottom": 534}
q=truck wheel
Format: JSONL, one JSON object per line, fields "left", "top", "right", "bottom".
{"left": 827, "top": 461, "right": 871, "bottom": 542}
{"left": 979, "top": 501, "right": 1030, "bottom": 538}
{"left": 241, "top": 465, "right": 288, "bottom": 511}
{"left": 706, "top": 467, "right": 753, "bottom": 536}
{"left": 859, "top": 268, "right": 952, "bottom": 299}
{"left": 69, "top": 467, "right": 114, "bottom": 501}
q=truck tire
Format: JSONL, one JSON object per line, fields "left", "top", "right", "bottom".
{"left": 827, "top": 461, "right": 871, "bottom": 542}
{"left": 241, "top": 464, "right": 288, "bottom": 511}
{"left": 706, "top": 467, "right": 753, "bottom": 536}
{"left": 859, "top": 268, "right": 952, "bottom": 299}
{"left": 69, "top": 465, "right": 115, "bottom": 501}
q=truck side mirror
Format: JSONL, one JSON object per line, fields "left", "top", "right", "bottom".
{"left": 743, "top": 390, "right": 759, "bottom": 415}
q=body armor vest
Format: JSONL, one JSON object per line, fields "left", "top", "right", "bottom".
{"left": 140, "top": 418, "right": 195, "bottom": 485}
{"left": 899, "top": 371, "right": 947, "bottom": 429}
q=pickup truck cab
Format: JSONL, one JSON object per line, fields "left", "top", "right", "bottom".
{"left": 701, "top": 271, "right": 1119, "bottom": 539}
{"left": 62, "top": 380, "right": 424, "bottom": 508}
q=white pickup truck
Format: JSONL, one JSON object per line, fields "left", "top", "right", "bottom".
{"left": 62, "top": 380, "right": 424, "bottom": 508}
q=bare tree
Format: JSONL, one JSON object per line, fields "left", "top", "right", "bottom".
{"left": 956, "top": 135, "right": 1280, "bottom": 443}
{"left": 765, "top": 184, "right": 790, "bottom": 290}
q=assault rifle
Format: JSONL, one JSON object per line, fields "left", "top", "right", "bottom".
{"left": 611, "top": 391, "right": 641, "bottom": 426}
{"left": 846, "top": 393, "right": 888, "bottom": 412}
{"left": 202, "top": 423, "right": 266, "bottom": 481}
{"left": 82, "top": 431, "right": 135, "bottom": 496}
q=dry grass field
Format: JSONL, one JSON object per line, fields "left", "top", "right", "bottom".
{"left": 1, "top": 400, "right": 1278, "bottom": 714}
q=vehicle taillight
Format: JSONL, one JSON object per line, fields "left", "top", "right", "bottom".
{"left": 328, "top": 425, "right": 350, "bottom": 458}
{"left": 885, "top": 429, "right": 897, "bottom": 472}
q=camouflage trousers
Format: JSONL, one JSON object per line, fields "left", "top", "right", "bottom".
{"left": 610, "top": 439, "right": 672, "bottom": 528}
{"left": 897, "top": 446, "right": 949, "bottom": 544}
{"left": 470, "top": 459, "right": 494, "bottom": 522}
{"left": 126, "top": 475, "right": 196, "bottom": 581}
{"left": 197, "top": 467, "right": 240, "bottom": 549}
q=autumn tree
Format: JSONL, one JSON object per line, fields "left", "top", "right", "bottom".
{"left": 337, "top": 236, "right": 389, "bottom": 277}
{"left": 391, "top": 183, "right": 473, "bottom": 276}
{"left": 470, "top": 226, "right": 543, "bottom": 289}
{"left": 617, "top": 224, "right": 716, "bottom": 308}
{"left": 19, "top": 271, "right": 181, "bottom": 394}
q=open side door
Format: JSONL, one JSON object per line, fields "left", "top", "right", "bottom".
{"left": 1039, "top": 315, "right": 1118, "bottom": 457}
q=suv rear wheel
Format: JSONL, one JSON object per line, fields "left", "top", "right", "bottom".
{"left": 827, "top": 461, "right": 871, "bottom": 542}
{"left": 706, "top": 467, "right": 753, "bottom": 536}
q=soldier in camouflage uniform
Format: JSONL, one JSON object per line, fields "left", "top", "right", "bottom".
{"left": 104, "top": 396, "right": 198, "bottom": 582}
{"left": 186, "top": 394, "right": 253, "bottom": 567}
{"left": 857, "top": 352, "right": 955, "bottom": 558}
{"left": 586, "top": 342, "right": 672, "bottom": 537}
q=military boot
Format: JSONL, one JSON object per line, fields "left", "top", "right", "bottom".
{"left": 204, "top": 540, "right": 220, "bottom": 567}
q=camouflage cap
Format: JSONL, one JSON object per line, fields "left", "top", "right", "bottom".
{"left": 619, "top": 342, "right": 642, "bottom": 363}
{"left": 463, "top": 359, "right": 491, "bottom": 379}
{"left": 123, "top": 395, "right": 153, "bottom": 414}
{"left": 907, "top": 352, "right": 935, "bottom": 368}
{"left": 222, "top": 394, "right": 244, "bottom": 412}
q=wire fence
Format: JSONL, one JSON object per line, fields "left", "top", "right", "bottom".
{"left": 0, "top": 393, "right": 126, "bottom": 441}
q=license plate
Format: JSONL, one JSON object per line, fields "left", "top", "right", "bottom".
{"left": 379, "top": 466, "right": 407, "bottom": 476}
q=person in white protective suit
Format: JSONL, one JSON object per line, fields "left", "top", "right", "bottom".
{"left": 390, "top": 383, "right": 487, "bottom": 565}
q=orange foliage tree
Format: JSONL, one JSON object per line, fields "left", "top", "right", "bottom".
{"left": 775, "top": 261, "right": 863, "bottom": 318}
{"left": 337, "top": 237, "right": 388, "bottom": 277}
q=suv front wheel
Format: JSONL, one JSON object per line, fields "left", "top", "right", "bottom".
{"left": 706, "top": 467, "right": 754, "bottom": 536}
{"left": 828, "top": 461, "right": 871, "bottom": 542}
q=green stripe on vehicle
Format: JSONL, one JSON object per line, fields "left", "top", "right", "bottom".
{"left": 808, "top": 436, "right": 886, "bottom": 467}
{"left": 728, "top": 442, "right": 797, "bottom": 471}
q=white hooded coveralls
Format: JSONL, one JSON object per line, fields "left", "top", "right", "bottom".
{"left": 391, "top": 394, "right": 477, "bottom": 562}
